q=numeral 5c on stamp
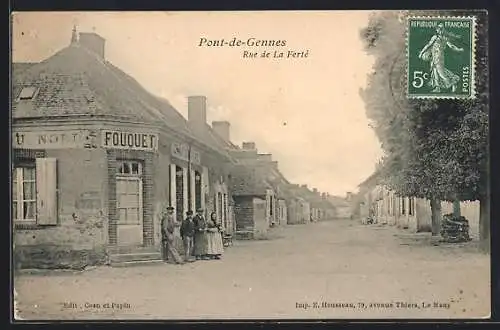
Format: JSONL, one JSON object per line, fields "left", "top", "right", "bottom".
{"left": 407, "top": 16, "right": 476, "bottom": 99}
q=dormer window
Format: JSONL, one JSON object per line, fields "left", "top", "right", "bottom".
{"left": 18, "top": 87, "right": 38, "bottom": 100}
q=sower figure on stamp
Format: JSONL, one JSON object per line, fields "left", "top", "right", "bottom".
{"left": 418, "top": 23, "right": 464, "bottom": 93}
{"left": 160, "top": 206, "right": 184, "bottom": 264}
{"left": 180, "top": 210, "right": 196, "bottom": 262}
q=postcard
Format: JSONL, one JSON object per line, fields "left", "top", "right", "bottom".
{"left": 11, "top": 10, "right": 490, "bottom": 320}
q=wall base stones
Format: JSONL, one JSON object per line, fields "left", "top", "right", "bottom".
{"left": 14, "top": 245, "right": 107, "bottom": 270}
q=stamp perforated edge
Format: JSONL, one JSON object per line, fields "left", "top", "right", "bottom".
{"left": 405, "top": 15, "right": 477, "bottom": 100}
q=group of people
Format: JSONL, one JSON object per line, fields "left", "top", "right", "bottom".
{"left": 160, "top": 206, "right": 224, "bottom": 264}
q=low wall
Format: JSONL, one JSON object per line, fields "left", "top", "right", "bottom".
{"left": 14, "top": 244, "right": 107, "bottom": 270}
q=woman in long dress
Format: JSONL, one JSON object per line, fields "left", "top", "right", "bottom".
{"left": 418, "top": 23, "right": 464, "bottom": 93}
{"left": 206, "top": 212, "right": 224, "bottom": 259}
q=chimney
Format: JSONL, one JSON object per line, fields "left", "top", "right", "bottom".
{"left": 346, "top": 192, "right": 353, "bottom": 201}
{"left": 313, "top": 188, "right": 318, "bottom": 193}
{"left": 79, "top": 32, "right": 105, "bottom": 59}
{"left": 242, "top": 142, "right": 256, "bottom": 150}
{"left": 71, "top": 25, "right": 78, "bottom": 44}
{"left": 188, "top": 96, "right": 207, "bottom": 129}
{"left": 257, "top": 153, "right": 272, "bottom": 162}
{"left": 212, "top": 121, "right": 230, "bottom": 141}
{"left": 301, "top": 184, "right": 308, "bottom": 189}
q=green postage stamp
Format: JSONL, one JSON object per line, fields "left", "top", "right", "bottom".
{"left": 407, "top": 16, "right": 476, "bottom": 99}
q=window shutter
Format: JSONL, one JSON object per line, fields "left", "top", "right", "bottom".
{"left": 36, "top": 158, "right": 57, "bottom": 225}
{"left": 189, "top": 169, "right": 195, "bottom": 212}
{"left": 266, "top": 190, "right": 271, "bottom": 223}
{"left": 201, "top": 166, "right": 209, "bottom": 209}
{"left": 169, "top": 164, "right": 176, "bottom": 217}
{"left": 182, "top": 167, "right": 188, "bottom": 214}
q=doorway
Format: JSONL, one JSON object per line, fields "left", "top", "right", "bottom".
{"left": 116, "top": 160, "right": 144, "bottom": 246}
{"left": 175, "top": 165, "right": 184, "bottom": 223}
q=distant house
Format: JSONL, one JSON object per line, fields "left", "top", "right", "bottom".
{"left": 228, "top": 143, "right": 282, "bottom": 239}
{"left": 307, "top": 188, "right": 337, "bottom": 221}
{"left": 354, "top": 171, "right": 427, "bottom": 229}
{"left": 285, "top": 184, "right": 311, "bottom": 224}
{"left": 327, "top": 194, "right": 352, "bottom": 219}
{"left": 354, "top": 170, "right": 480, "bottom": 236}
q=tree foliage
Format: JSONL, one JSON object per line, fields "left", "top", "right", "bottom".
{"left": 359, "top": 10, "right": 488, "bottom": 203}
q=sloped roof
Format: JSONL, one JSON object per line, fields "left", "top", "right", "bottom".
{"left": 230, "top": 164, "right": 273, "bottom": 196}
{"left": 12, "top": 44, "right": 163, "bottom": 123}
{"left": 12, "top": 44, "right": 198, "bottom": 135}
{"left": 11, "top": 41, "right": 236, "bottom": 160}
{"left": 357, "top": 170, "right": 382, "bottom": 189}
{"left": 12, "top": 63, "right": 37, "bottom": 77}
{"left": 187, "top": 122, "right": 235, "bottom": 161}
{"left": 205, "top": 123, "right": 238, "bottom": 150}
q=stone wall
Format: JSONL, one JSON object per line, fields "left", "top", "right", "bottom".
{"left": 234, "top": 196, "right": 254, "bottom": 231}
{"left": 253, "top": 197, "right": 268, "bottom": 239}
{"left": 13, "top": 148, "right": 108, "bottom": 269}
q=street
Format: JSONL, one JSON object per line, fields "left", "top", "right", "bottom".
{"left": 14, "top": 219, "right": 490, "bottom": 320}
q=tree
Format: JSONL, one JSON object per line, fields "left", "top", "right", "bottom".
{"left": 360, "top": 10, "right": 489, "bottom": 251}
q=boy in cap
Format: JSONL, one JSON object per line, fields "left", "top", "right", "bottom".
{"left": 180, "top": 210, "right": 196, "bottom": 262}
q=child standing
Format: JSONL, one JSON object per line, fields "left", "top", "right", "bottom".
{"left": 180, "top": 210, "right": 196, "bottom": 262}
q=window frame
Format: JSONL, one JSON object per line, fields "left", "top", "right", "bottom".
{"left": 116, "top": 177, "right": 143, "bottom": 226}
{"left": 116, "top": 160, "right": 143, "bottom": 177}
{"left": 115, "top": 160, "right": 144, "bottom": 226}
{"left": 12, "top": 165, "right": 37, "bottom": 224}
{"left": 17, "top": 86, "right": 39, "bottom": 101}
{"left": 409, "top": 198, "right": 415, "bottom": 216}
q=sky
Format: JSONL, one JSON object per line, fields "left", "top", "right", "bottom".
{"left": 11, "top": 11, "right": 384, "bottom": 196}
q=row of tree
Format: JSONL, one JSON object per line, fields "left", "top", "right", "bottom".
{"left": 359, "top": 10, "right": 489, "bottom": 252}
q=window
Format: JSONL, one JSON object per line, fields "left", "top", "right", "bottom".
{"left": 401, "top": 197, "right": 406, "bottom": 215}
{"left": 392, "top": 196, "right": 396, "bottom": 216}
{"left": 223, "top": 193, "right": 228, "bottom": 229}
{"left": 409, "top": 198, "right": 415, "bottom": 216}
{"left": 117, "top": 160, "right": 142, "bottom": 176}
{"left": 195, "top": 171, "right": 202, "bottom": 210}
{"left": 12, "top": 167, "right": 36, "bottom": 222}
{"left": 116, "top": 179, "right": 142, "bottom": 225}
{"left": 218, "top": 192, "right": 223, "bottom": 223}
{"left": 12, "top": 158, "right": 58, "bottom": 225}
{"left": 18, "top": 87, "right": 38, "bottom": 100}
{"left": 270, "top": 196, "right": 274, "bottom": 216}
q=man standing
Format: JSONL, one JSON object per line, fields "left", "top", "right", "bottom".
{"left": 193, "top": 208, "right": 209, "bottom": 260}
{"left": 160, "top": 206, "right": 184, "bottom": 264}
{"left": 180, "top": 210, "right": 196, "bottom": 262}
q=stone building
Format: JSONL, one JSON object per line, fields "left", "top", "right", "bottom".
{"left": 285, "top": 184, "right": 312, "bottom": 225}
{"left": 11, "top": 29, "right": 233, "bottom": 268}
{"left": 354, "top": 172, "right": 429, "bottom": 230}
{"left": 185, "top": 99, "right": 236, "bottom": 236}
{"left": 306, "top": 188, "right": 336, "bottom": 221}
{"left": 354, "top": 170, "right": 480, "bottom": 236}
{"left": 326, "top": 194, "right": 352, "bottom": 219}
{"left": 227, "top": 143, "right": 282, "bottom": 239}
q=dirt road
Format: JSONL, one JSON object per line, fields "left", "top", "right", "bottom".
{"left": 14, "top": 219, "right": 490, "bottom": 320}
